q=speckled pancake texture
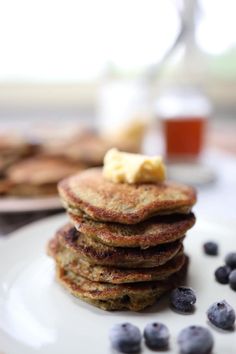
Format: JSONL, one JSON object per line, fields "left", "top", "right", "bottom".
{"left": 53, "top": 223, "right": 183, "bottom": 268}
{"left": 48, "top": 236, "right": 185, "bottom": 284}
{"left": 58, "top": 168, "right": 196, "bottom": 224}
{"left": 69, "top": 211, "right": 195, "bottom": 248}
{"left": 50, "top": 163, "right": 196, "bottom": 311}
{"left": 55, "top": 257, "right": 188, "bottom": 311}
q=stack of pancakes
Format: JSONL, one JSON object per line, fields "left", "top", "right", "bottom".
{"left": 48, "top": 168, "right": 196, "bottom": 311}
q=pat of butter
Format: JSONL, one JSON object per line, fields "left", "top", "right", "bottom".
{"left": 103, "top": 148, "right": 166, "bottom": 184}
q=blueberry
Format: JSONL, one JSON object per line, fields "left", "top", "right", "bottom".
{"left": 109, "top": 323, "right": 141, "bottom": 353}
{"left": 144, "top": 322, "right": 169, "bottom": 349}
{"left": 203, "top": 242, "right": 218, "bottom": 256}
{"left": 170, "top": 287, "right": 196, "bottom": 313}
{"left": 178, "top": 325, "right": 214, "bottom": 354}
{"left": 229, "top": 269, "right": 236, "bottom": 290}
{"left": 207, "top": 300, "right": 235, "bottom": 330}
{"left": 225, "top": 253, "right": 236, "bottom": 269}
{"left": 214, "top": 265, "right": 231, "bottom": 284}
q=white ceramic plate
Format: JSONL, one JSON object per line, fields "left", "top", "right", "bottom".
{"left": 0, "top": 214, "right": 236, "bottom": 354}
{"left": 0, "top": 196, "right": 62, "bottom": 213}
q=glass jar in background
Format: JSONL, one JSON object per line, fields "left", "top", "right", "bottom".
{"left": 97, "top": 79, "right": 150, "bottom": 133}
{"left": 155, "top": 87, "right": 211, "bottom": 161}
{"left": 97, "top": 79, "right": 151, "bottom": 153}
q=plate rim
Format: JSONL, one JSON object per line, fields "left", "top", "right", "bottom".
{"left": 0, "top": 196, "right": 62, "bottom": 213}
{"left": 0, "top": 214, "right": 236, "bottom": 354}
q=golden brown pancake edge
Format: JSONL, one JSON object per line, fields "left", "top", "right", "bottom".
{"left": 69, "top": 211, "right": 195, "bottom": 248}
{"left": 58, "top": 168, "right": 197, "bottom": 224}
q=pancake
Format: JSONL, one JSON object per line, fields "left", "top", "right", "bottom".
{"left": 6, "top": 155, "right": 85, "bottom": 197}
{"left": 53, "top": 223, "right": 183, "bottom": 268}
{"left": 0, "top": 133, "right": 33, "bottom": 156}
{"left": 6, "top": 156, "right": 84, "bottom": 196}
{"left": 7, "top": 156, "right": 84, "bottom": 185}
{"left": 63, "top": 133, "right": 110, "bottom": 166}
{"left": 0, "top": 178, "right": 13, "bottom": 195}
{"left": 48, "top": 236, "right": 185, "bottom": 283}
{"left": 58, "top": 168, "right": 196, "bottom": 224}
{"left": 55, "top": 257, "right": 188, "bottom": 311}
{"left": 69, "top": 211, "right": 195, "bottom": 248}
{"left": 7, "top": 183, "right": 58, "bottom": 196}
{"left": 42, "top": 131, "right": 109, "bottom": 167}
{"left": 0, "top": 155, "right": 23, "bottom": 175}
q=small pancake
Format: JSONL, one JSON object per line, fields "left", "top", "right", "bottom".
{"left": 58, "top": 168, "right": 196, "bottom": 224}
{"left": 55, "top": 257, "right": 188, "bottom": 311}
{"left": 69, "top": 211, "right": 195, "bottom": 248}
{"left": 0, "top": 178, "right": 13, "bottom": 195}
{"left": 7, "top": 183, "right": 58, "bottom": 197}
{"left": 48, "top": 237, "right": 185, "bottom": 283}
{"left": 53, "top": 223, "right": 183, "bottom": 268}
{"left": 0, "top": 155, "right": 23, "bottom": 175}
{"left": 63, "top": 133, "right": 110, "bottom": 166}
{"left": 0, "top": 133, "right": 33, "bottom": 156}
{"left": 7, "top": 156, "right": 84, "bottom": 186}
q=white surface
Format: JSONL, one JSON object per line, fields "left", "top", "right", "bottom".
{"left": 0, "top": 196, "right": 62, "bottom": 213}
{"left": 0, "top": 214, "right": 236, "bottom": 354}
{"left": 196, "top": 150, "right": 236, "bottom": 223}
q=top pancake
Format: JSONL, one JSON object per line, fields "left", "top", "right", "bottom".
{"left": 58, "top": 168, "right": 196, "bottom": 224}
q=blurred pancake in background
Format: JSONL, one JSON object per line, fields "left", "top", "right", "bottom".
{"left": 42, "top": 127, "right": 146, "bottom": 167}
{"left": 6, "top": 156, "right": 84, "bottom": 196}
{"left": 0, "top": 133, "right": 35, "bottom": 157}
{"left": 0, "top": 178, "right": 13, "bottom": 195}
{"left": 0, "top": 133, "right": 37, "bottom": 174}
{"left": 0, "top": 156, "right": 20, "bottom": 180}
{"left": 64, "top": 132, "right": 111, "bottom": 166}
{"left": 0, "top": 132, "right": 40, "bottom": 196}
{"left": 0, "top": 121, "right": 148, "bottom": 199}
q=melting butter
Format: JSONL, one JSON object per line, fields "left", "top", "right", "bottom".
{"left": 103, "top": 148, "right": 166, "bottom": 184}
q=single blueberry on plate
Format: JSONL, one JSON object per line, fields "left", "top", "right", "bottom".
{"left": 214, "top": 265, "right": 231, "bottom": 284}
{"left": 203, "top": 242, "right": 218, "bottom": 256}
{"left": 144, "top": 322, "right": 169, "bottom": 349}
{"left": 207, "top": 300, "right": 235, "bottom": 330}
{"left": 225, "top": 252, "right": 236, "bottom": 269}
{"left": 178, "top": 325, "right": 214, "bottom": 354}
{"left": 229, "top": 269, "right": 236, "bottom": 291}
{"left": 109, "top": 323, "right": 141, "bottom": 353}
{"left": 170, "top": 287, "right": 196, "bottom": 313}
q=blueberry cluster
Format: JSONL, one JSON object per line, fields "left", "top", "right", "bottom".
{"left": 109, "top": 322, "right": 213, "bottom": 354}
{"left": 109, "top": 286, "right": 235, "bottom": 353}
{"left": 214, "top": 251, "right": 236, "bottom": 290}
{"left": 109, "top": 243, "right": 236, "bottom": 353}
{"left": 203, "top": 241, "right": 236, "bottom": 291}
